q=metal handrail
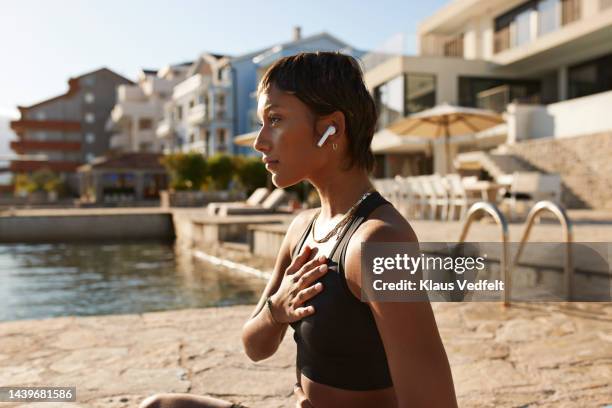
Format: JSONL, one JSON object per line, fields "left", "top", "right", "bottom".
{"left": 458, "top": 202, "right": 510, "bottom": 306}
{"left": 511, "top": 200, "right": 574, "bottom": 301}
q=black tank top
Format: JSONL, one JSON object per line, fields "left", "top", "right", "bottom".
{"left": 289, "top": 191, "right": 393, "bottom": 391}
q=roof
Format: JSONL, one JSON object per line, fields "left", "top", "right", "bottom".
{"left": 18, "top": 67, "right": 134, "bottom": 112}
{"left": 142, "top": 69, "right": 158, "bottom": 76}
{"left": 230, "top": 31, "right": 355, "bottom": 64}
{"left": 77, "top": 152, "right": 166, "bottom": 172}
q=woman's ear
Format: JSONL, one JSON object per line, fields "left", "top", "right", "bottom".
{"left": 317, "top": 111, "right": 346, "bottom": 146}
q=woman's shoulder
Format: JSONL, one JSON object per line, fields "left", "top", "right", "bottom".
{"left": 354, "top": 202, "right": 418, "bottom": 244}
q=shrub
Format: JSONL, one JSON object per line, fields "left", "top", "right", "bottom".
{"left": 233, "top": 155, "right": 267, "bottom": 194}
{"left": 160, "top": 152, "right": 207, "bottom": 191}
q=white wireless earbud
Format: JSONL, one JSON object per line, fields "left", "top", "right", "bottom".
{"left": 317, "top": 126, "right": 336, "bottom": 147}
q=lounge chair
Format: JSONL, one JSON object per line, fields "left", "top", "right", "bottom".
{"left": 207, "top": 187, "right": 270, "bottom": 215}
{"left": 501, "top": 172, "right": 561, "bottom": 220}
{"left": 444, "top": 174, "right": 480, "bottom": 221}
{"left": 217, "top": 188, "right": 290, "bottom": 216}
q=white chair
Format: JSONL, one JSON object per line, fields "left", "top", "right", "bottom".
{"left": 430, "top": 174, "right": 450, "bottom": 220}
{"left": 445, "top": 174, "right": 480, "bottom": 221}
{"left": 417, "top": 176, "right": 438, "bottom": 220}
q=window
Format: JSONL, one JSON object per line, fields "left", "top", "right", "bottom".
{"left": 494, "top": 1, "right": 537, "bottom": 52}
{"left": 82, "top": 76, "right": 96, "bottom": 86}
{"left": 515, "top": 8, "right": 533, "bottom": 47}
{"left": 218, "top": 94, "right": 225, "bottom": 108}
{"left": 405, "top": 73, "right": 436, "bottom": 115}
{"left": 85, "top": 133, "right": 95, "bottom": 143}
{"left": 458, "top": 76, "right": 541, "bottom": 110}
{"left": 568, "top": 52, "right": 612, "bottom": 99}
{"left": 538, "top": 0, "right": 560, "bottom": 36}
{"left": 176, "top": 106, "right": 183, "bottom": 120}
{"left": 84, "top": 92, "right": 95, "bottom": 104}
{"left": 85, "top": 113, "right": 95, "bottom": 123}
{"left": 217, "top": 129, "right": 227, "bottom": 152}
{"left": 33, "top": 131, "right": 47, "bottom": 141}
{"left": 138, "top": 118, "right": 153, "bottom": 130}
{"left": 189, "top": 99, "right": 195, "bottom": 109}
{"left": 204, "top": 129, "right": 211, "bottom": 154}
{"left": 374, "top": 75, "right": 404, "bottom": 129}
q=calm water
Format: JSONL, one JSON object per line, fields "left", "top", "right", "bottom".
{"left": 0, "top": 241, "right": 267, "bottom": 322}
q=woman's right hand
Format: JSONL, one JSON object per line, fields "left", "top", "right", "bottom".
{"left": 269, "top": 245, "right": 330, "bottom": 324}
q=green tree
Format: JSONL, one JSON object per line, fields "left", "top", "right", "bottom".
{"left": 160, "top": 152, "right": 207, "bottom": 191}
{"left": 207, "top": 154, "right": 235, "bottom": 190}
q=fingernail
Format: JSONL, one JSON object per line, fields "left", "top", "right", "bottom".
{"left": 319, "top": 264, "right": 327, "bottom": 271}
{"left": 318, "top": 255, "right": 326, "bottom": 262}
{"left": 315, "top": 282, "right": 323, "bottom": 289}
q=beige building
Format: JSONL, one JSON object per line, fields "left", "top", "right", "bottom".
{"left": 366, "top": 0, "right": 612, "bottom": 176}
{"left": 107, "top": 63, "right": 192, "bottom": 153}
{"left": 156, "top": 53, "right": 232, "bottom": 156}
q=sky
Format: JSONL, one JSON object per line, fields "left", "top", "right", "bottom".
{"left": 0, "top": 0, "right": 450, "bottom": 119}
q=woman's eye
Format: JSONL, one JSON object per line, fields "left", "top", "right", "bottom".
{"left": 257, "top": 121, "right": 263, "bottom": 128}
{"left": 269, "top": 116, "right": 281, "bottom": 125}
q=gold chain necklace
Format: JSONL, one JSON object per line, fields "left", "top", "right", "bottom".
{"left": 311, "top": 189, "right": 375, "bottom": 244}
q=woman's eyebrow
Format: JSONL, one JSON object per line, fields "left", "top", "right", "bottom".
{"left": 263, "top": 103, "right": 281, "bottom": 111}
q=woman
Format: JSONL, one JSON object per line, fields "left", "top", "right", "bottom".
{"left": 140, "top": 52, "right": 457, "bottom": 408}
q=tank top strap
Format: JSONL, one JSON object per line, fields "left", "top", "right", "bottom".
{"left": 328, "top": 191, "right": 390, "bottom": 261}
{"left": 291, "top": 211, "right": 317, "bottom": 259}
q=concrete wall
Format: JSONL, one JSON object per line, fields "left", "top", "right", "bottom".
{"left": 0, "top": 212, "right": 174, "bottom": 243}
{"left": 503, "top": 131, "right": 612, "bottom": 209}
{"left": 507, "top": 90, "right": 612, "bottom": 141}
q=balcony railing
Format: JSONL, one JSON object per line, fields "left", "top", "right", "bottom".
{"left": 477, "top": 85, "right": 541, "bottom": 113}
{"left": 443, "top": 34, "right": 464, "bottom": 57}
{"left": 156, "top": 118, "right": 174, "bottom": 138}
{"left": 187, "top": 104, "right": 209, "bottom": 125}
{"left": 561, "top": 0, "right": 581, "bottom": 25}
{"left": 494, "top": 26, "right": 511, "bottom": 54}
{"left": 10, "top": 140, "right": 82, "bottom": 153}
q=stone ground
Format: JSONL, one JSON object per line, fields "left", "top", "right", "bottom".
{"left": 1, "top": 214, "right": 611, "bottom": 407}
{"left": 0, "top": 303, "right": 610, "bottom": 408}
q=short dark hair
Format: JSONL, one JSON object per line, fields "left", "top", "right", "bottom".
{"left": 257, "top": 51, "right": 377, "bottom": 173}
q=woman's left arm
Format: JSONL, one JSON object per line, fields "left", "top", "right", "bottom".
{"left": 345, "top": 222, "right": 458, "bottom": 408}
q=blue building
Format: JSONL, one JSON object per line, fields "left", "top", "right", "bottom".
{"left": 230, "top": 28, "right": 364, "bottom": 156}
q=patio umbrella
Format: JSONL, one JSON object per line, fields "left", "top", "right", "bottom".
{"left": 386, "top": 103, "right": 504, "bottom": 174}
{"left": 233, "top": 131, "right": 258, "bottom": 147}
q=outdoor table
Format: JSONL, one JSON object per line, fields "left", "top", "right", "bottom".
{"left": 463, "top": 181, "right": 502, "bottom": 203}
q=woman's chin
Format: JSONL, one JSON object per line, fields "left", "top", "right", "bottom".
{"left": 271, "top": 173, "right": 302, "bottom": 189}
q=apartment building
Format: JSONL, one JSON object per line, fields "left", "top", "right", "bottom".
{"left": 156, "top": 53, "right": 232, "bottom": 155}
{"left": 418, "top": 0, "right": 612, "bottom": 107}
{"left": 107, "top": 62, "right": 192, "bottom": 153}
{"left": 10, "top": 68, "right": 133, "bottom": 195}
{"left": 366, "top": 0, "right": 612, "bottom": 176}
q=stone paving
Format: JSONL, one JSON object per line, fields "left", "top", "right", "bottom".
{"left": 1, "top": 215, "right": 611, "bottom": 407}
{"left": 0, "top": 302, "right": 610, "bottom": 408}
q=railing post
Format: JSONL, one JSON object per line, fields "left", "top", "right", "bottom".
{"left": 458, "top": 202, "right": 510, "bottom": 306}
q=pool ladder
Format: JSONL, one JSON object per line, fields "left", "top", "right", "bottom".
{"left": 458, "top": 200, "right": 574, "bottom": 306}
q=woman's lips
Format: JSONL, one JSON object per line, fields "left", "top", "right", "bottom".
{"left": 265, "top": 160, "right": 279, "bottom": 170}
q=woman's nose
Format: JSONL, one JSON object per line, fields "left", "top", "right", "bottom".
{"left": 253, "top": 127, "right": 270, "bottom": 153}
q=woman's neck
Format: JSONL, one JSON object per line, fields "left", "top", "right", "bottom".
{"left": 309, "top": 167, "right": 374, "bottom": 223}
